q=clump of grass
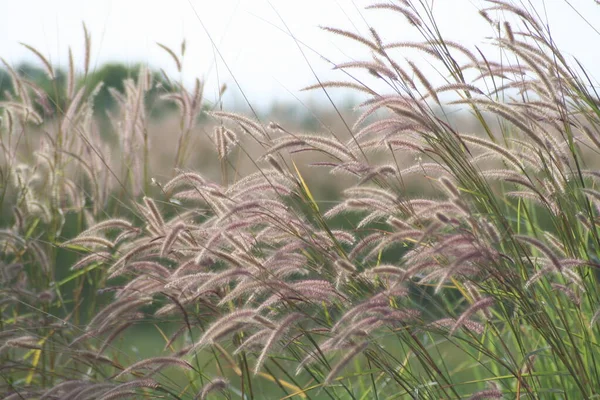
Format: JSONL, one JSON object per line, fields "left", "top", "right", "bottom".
{"left": 0, "top": 30, "right": 212, "bottom": 398}
{"left": 3, "top": 0, "right": 600, "bottom": 399}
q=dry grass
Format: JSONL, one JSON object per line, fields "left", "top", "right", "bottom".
{"left": 2, "top": 1, "right": 600, "bottom": 399}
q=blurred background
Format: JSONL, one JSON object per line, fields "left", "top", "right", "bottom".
{"left": 2, "top": 0, "right": 599, "bottom": 207}
{"left": 2, "top": 0, "right": 599, "bottom": 113}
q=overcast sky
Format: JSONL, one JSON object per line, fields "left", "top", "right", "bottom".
{"left": 1, "top": 0, "right": 599, "bottom": 110}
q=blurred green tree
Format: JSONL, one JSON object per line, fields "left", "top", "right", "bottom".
{"left": 0, "top": 62, "right": 176, "bottom": 120}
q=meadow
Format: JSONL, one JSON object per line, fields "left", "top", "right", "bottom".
{"left": 2, "top": 1, "right": 600, "bottom": 398}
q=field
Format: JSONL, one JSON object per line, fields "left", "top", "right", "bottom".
{"left": 2, "top": 1, "right": 600, "bottom": 399}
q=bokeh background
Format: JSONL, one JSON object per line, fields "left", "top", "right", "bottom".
{"left": 2, "top": 0, "right": 599, "bottom": 111}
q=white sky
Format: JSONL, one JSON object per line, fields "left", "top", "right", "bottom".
{"left": 1, "top": 0, "right": 599, "bottom": 110}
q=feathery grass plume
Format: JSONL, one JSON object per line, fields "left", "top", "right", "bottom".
{"left": 353, "top": 115, "right": 416, "bottom": 141}
{"left": 329, "top": 229, "right": 356, "bottom": 245}
{"left": 504, "top": 21, "right": 514, "bottom": 43}
{"left": 439, "top": 176, "right": 461, "bottom": 198}
{"left": 329, "top": 316, "right": 383, "bottom": 349}
{"left": 156, "top": 42, "right": 182, "bottom": 72}
{"left": 424, "top": 252, "right": 486, "bottom": 294}
{"left": 266, "top": 135, "right": 356, "bottom": 161}
{"left": 515, "top": 235, "right": 563, "bottom": 272}
{"left": 379, "top": 137, "right": 427, "bottom": 153}
{"left": 388, "top": 59, "right": 420, "bottom": 90}
{"left": 540, "top": 232, "right": 566, "bottom": 258}
{"left": 39, "top": 380, "right": 91, "bottom": 400}
{"left": 160, "top": 222, "right": 186, "bottom": 257}
{"left": 115, "top": 357, "right": 193, "bottom": 378}
{"left": 551, "top": 283, "right": 580, "bottom": 306}
{"left": 209, "top": 110, "right": 267, "bottom": 138}
{"left": 98, "top": 379, "right": 160, "bottom": 400}
{"left": 125, "top": 261, "right": 171, "bottom": 278}
{"left": 80, "top": 218, "right": 137, "bottom": 235}
{"left": 216, "top": 199, "right": 288, "bottom": 224}
{"left": 258, "top": 280, "right": 342, "bottom": 312}
{"left": 99, "top": 390, "right": 138, "bottom": 400}
{"left": 234, "top": 330, "right": 272, "bottom": 356}
{"left": 226, "top": 168, "right": 293, "bottom": 194}
{"left": 37, "top": 289, "right": 55, "bottom": 304}
{"left": 1, "top": 58, "right": 30, "bottom": 106}
{"left": 486, "top": 1, "right": 543, "bottom": 33}
{"left": 72, "top": 350, "right": 123, "bottom": 369}
{"left": 0, "top": 336, "right": 41, "bottom": 353}
{"left": 254, "top": 312, "right": 305, "bottom": 375}
{"left": 451, "top": 98, "right": 546, "bottom": 146}
{"left": 334, "top": 258, "right": 357, "bottom": 274}
{"left": 113, "top": 228, "right": 142, "bottom": 247}
{"left": 323, "top": 341, "right": 368, "bottom": 385}
{"left": 407, "top": 61, "right": 439, "bottom": 104}
{"left": 582, "top": 188, "right": 600, "bottom": 210}
{"left": 108, "top": 241, "right": 161, "bottom": 277}
{"left": 502, "top": 43, "right": 556, "bottom": 96}
{"left": 143, "top": 196, "right": 165, "bottom": 231}
{"left": 67, "top": 47, "right": 76, "bottom": 100}
{"left": 196, "top": 378, "right": 229, "bottom": 400}
{"left": 406, "top": 201, "right": 466, "bottom": 225}
{"left": 435, "top": 82, "right": 484, "bottom": 95}
{"left": 264, "top": 154, "right": 287, "bottom": 176}
{"left": 60, "top": 86, "right": 86, "bottom": 135}
{"left": 19, "top": 43, "right": 54, "bottom": 79}
{"left": 95, "top": 321, "right": 136, "bottom": 356}
{"left": 216, "top": 279, "right": 289, "bottom": 306}
{"left": 253, "top": 314, "right": 277, "bottom": 329}
{"left": 4, "top": 392, "right": 40, "bottom": 400}
{"left": 523, "top": 265, "right": 552, "bottom": 290}
{"left": 61, "top": 235, "right": 114, "bottom": 249}
{"left": 301, "top": 81, "right": 377, "bottom": 96}
{"left": 459, "top": 134, "right": 524, "bottom": 170}
{"left": 334, "top": 60, "right": 397, "bottom": 81}
{"left": 430, "top": 318, "right": 485, "bottom": 335}
{"left": 434, "top": 39, "right": 480, "bottom": 65}
{"left": 346, "top": 197, "right": 392, "bottom": 213}
{"left": 223, "top": 127, "right": 238, "bottom": 153}
{"left": 366, "top": 3, "right": 422, "bottom": 27}
{"left": 191, "top": 309, "right": 258, "bottom": 351}
{"left": 331, "top": 294, "right": 397, "bottom": 333}
{"left": 580, "top": 125, "right": 600, "bottom": 150}
{"left": 388, "top": 216, "right": 412, "bottom": 230}
{"left": 69, "top": 383, "right": 117, "bottom": 399}
{"left": 463, "top": 281, "right": 485, "bottom": 305}
{"left": 214, "top": 126, "right": 227, "bottom": 159}
{"left": 503, "top": 177, "right": 544, "bottom": 198}
{"left": 382, "top": 41, "right": 440, "bottom": 58}
{"left": 365, "top": 229, "right": 423, "bottom": 261}
{"left": 576, "top": 212, "right": 593, "bottom": 232}
{"left": 519, "top": 353, "right": 537, "bottom": 376}
{"left": 365, "top": 264, "right": 407, "bottom": 280}
{"left": 468, "top": 388, "right": 503, "bottom": 399}
{"left": 450, "top": 297, "right": 494, "bottom": 335}
{"left": 346, "top": 186, "right": 399, "bottom": 204}
{"left": 88, "top": 296, "right": 152, "bottom": 329}
{"left": 320, "top": 26, "right": 382, "bottom": 53}
{"left": 82, "top": 22, "right": 91, "bottom": 76}
{"left": 0, "top": 101, "right": 43, "bottom": 124}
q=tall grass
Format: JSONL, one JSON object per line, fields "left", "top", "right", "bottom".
{"left": 2, "top": 1, "right": 600, "bottom": 398}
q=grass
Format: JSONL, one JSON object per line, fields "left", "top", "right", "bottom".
{"left": 2, "top": 0, "right": 600, "bottom": 398}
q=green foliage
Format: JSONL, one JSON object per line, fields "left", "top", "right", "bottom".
{"left": 83, "top": 63, "right": 176, "bottom": 117}
{"left": 0, "top": 62, "right": 176, "bottom": 121}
